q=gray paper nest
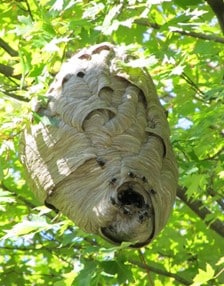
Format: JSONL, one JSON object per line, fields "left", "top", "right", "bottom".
{"left": 21, "top": 43, "right": 178, "bottom": 247}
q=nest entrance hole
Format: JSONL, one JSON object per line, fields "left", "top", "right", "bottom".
{"left": 117, "top": 189, "right": 145, "bottom": 209}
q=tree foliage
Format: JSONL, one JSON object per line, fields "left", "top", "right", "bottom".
{"left": 0, "top": 0, "right": 224, "bottom": 285}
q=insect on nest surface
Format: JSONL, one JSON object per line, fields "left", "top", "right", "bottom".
{"left": 20, "top": 42, "right": 178, "bottom": 248}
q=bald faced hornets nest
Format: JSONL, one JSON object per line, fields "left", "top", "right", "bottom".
{"left": 21, "top": 43, "right": 178, "bottom": 248}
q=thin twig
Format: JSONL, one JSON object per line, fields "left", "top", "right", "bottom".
{"left": 171, "top": 29, "right": 224, "bottom": 43}
{"left": 0, "top": 38, "right": 18, "bottom": 57}
{"left": 138, "top": 249, "right": 154, "bottom": 286}
{"left": 24, "top": 0, "right": 34, "bottom": 21}
{"left": 134, "top": 18, "right": 224, "bottom": 43}
{"left": 207, "top": 188, "right": 224, "bottom": 211}
{"left": 129, "top": 259, "right": 192, "bottom": 285}
{"left": 181, "top": 72, "right": 206, "bottom": 101}
{"left": 0, "top": 89, "right": 30, "bottom": 102}
{"left": 0, "top": 183, "right": 36, "bottom": 209}
{"left": 0, "top": 63, "right": 21, "bottom": 79}
{"left": 134, "top": 18, "right": 160, "bottom": 29}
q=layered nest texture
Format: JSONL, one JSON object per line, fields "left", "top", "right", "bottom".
{"left": 21, "top": 43, "right": 178, "bottom": 247}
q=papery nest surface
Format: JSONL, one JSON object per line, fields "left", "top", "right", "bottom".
{"left": 21, "top": 42, "right": 178, "bottom": 247}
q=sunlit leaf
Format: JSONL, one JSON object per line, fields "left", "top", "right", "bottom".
{"left": 2, "top": 220, "right": 47, "bottom": 239}
{"left": 192, "top": 263, "right": 215, "bottom": 285}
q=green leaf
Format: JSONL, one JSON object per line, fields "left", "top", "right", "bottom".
{"left": 192, "top": 263, "right": 215, "bottom": 285}
{"left": 183, "top": 173, "right": 208, "bottom": 199}
{"left": 74, "top": 262, "right": 97, "bottom": 286}
{"left": 0, "top": 189, "right": 15, "bottom": 204}
{"left": 101, "top": 261, "right": 133, "bottom": 284}
{"left": 1, "top": 216, "right": 59, "bottom": 240}
{"left": 174, "top": 0, "right": 203, "bottom": 8}
{"left": 216, "top": 257, "right": 224, "bottom": 266}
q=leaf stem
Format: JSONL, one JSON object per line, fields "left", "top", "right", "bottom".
{"left": 138, "top": 249, "right": 154, "bottom": 286}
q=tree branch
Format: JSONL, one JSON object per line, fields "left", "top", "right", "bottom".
{"left": 181, "top": 72, "right": 205, "bottom": 100}
{"left": 129, "top": 259, "right": 192, "bottom": 285}
{"left": 0, "top": 89, "right": 30, "bottom": 102}
{"left": 134, "top": 18, "right": 224, "bottom": 43}
{"left": 0, "top": 183, "right": 36, "bottom": 209}
{"left": 134, "top": 18, "right": 160, "bottom": 29}
{"left": 206, "top": 0, "right": 224, "bottom": 34}
{"left": 0, "top": 63, "right": 21, "bottom": 79}
{"left": 25, "top": 0, "right": 34, "bottom": 21}
{"left": 208, "top": 188, "right": 224, "bottom": 210}
{"left": 0, "top": 38, "right": 18, "bottom": 57}
{"left": 177, "top": 187, "right": 224, "bottom": 238}
{"left": 171, "top": 28, "right": 224, "bottom": 43}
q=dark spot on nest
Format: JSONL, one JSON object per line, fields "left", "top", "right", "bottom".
{"left": 77, "top": 71, "right": 85, "bottom": 78}
{"left": 142, "top": 176, "right": 147, "bottom": 183}
{"left": 62, "top": 73, "right": 73, "bottom": 85}
{"left": 110, "top": 197, "right": 116, "bottom": 205}
{"left": 78, "top": 54, "right": 91, "bottom": 60}
{"left": 138, "top": 210, "right": 150, "bottom": 223}
{"left": 139, "top": 214, "right": 144, "bottom": 222}
{"left": 128, "top": 171, "right": 135, "bottom": 178}
{"left": 109, "top": 177, "right": 117, "bottom": 185}
{"left": 92, "top": 45, "right": 112, "bottom": 54}
{"left": 96, "top": 158, "right": 106, "bottom": 167}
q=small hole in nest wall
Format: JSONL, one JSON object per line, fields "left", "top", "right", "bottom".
{"left": 77, "top": 71, "right": 85, "bottom": 78}
{"left": 96, "top": 157, "right": 106, "bottom": 167}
